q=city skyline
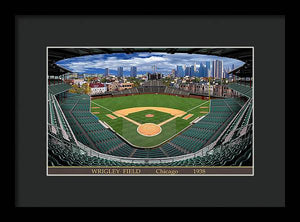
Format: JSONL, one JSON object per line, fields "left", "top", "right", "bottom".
{"left": 56, "top": 52, "right": 244, "bottom": 76}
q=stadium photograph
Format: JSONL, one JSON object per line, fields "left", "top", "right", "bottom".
{"left": 47, "top": 47, "right": 253, "bottom": 176}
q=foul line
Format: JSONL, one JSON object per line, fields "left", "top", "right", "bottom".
{"left": 91, "top": 100, "right": 114, "bottom": 113}
{"left": 185, "top": 100, "right": 210, "bottom": 113}
{"left": 91, "top": 101, "right": 142, "bottom": 126}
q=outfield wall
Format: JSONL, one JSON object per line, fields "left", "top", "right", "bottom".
{"left": 91, "top": 92, "right": 213, "bottom": 100}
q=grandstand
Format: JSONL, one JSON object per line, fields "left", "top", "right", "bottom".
{"left": 49, "top": 90, "right": 252, "bottom": 164}
{"left": 48, "top": 92, "right": 77, "bottom": 144}
{"left": 48, "top": 126, "right": 252, "bottom": 167}
{"left": 48, "top": 82, "right": 72, "bottom": 95}
{"left": 47, "top": 47, "right": 253, "bottom": 174}
{"left": 110, "top": 80, "right": 190, "bottom": 97}
{"left": 227, "top": 82, "right": 253, "bottom": 98}
{"left": 108, "top": 80, "right": 237, "bottom": 99}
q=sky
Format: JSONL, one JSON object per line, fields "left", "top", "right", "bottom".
{"left": 56, "top": 52, "right": 245, "bottom": 75}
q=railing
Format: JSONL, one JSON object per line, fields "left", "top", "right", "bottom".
{"left": 52, "top": 95, "right": 79, "bottom": 145}
{"left": 216, "top": 126, "right": 252, "bottom": 154}
{"left": 48, "top": 122, "right": 253, "bottom": 165}
{"left": 222, "top": 98, "right": 251, "bottom": 144}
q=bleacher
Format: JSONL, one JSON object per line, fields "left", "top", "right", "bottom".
{"left": 54, "top": 93, "right": 249, "bottom": 159}
{"left": 160, "top": 143, "right": 186, "bottom": 156}
{"left": 111, "top": 80, "right": 190, "bottom": 96}
{"left": 143, "top": 80, "right": 165, "bottom": 87}
{"left": 52, "top": 98, "right": 74, "bottom": 142}
{"left": 107, "top": 143, "right": 134, "bottom": 157}
{"left": 147, "top": 148, "right": 167, "bottom": 158}
{"left": 166, "top": 98, "right": 245, "bottom": 153}
{"left": 48, "top": 93, "right": 77, "bottom": 143}
{"left": 48, "top": 127, "right": 252, "bottom": 167}
{"left": 59, "top": 93, "right": 134, "bottom": 155}
{"left": 164, "top": 86, "right": 190, "bottom": 96}
{"left": 48, "top": 82, "right": 72, "bottom": 95}
{"left": 228, "top": 82, "right": 252, "bottom": 98}
{"left": 218, "top": 98, "right": 253, "bottom": 144}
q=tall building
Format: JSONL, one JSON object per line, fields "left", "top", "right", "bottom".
{"left": 190, "top": 65, "right": 195, "bottom": 76}
{"left": 117, "top": 67, "right": 123, "bottom": 77}
{"left": 199, "top": 62, "right": 205, "bottom": 77}
{"left": 104, "top": 68, "right": 109, "bottom": 76}
{"left": 212, "top": 60, "right": 224, "bottom": 79}
{"left": 206, "top": 61, "right": 211, "bottom": 77}
{"left": 220, "top": 61, "right": 225, "bottom": 78}
{"left": 185, "top": 66, "right": 191, "bottom": 76}
{"left": 176, "top": 65, "right": 184, "bottom": 77}
{"left": 130, "top": 66, "right": 137, "bottom": 78}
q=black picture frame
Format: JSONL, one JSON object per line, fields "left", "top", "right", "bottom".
{"left": 13, "top": 10, "right": 286, "bottom": 207}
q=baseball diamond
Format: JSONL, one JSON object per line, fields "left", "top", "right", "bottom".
{"left": 91, "top": 94, "right": 210, "bottom": 148}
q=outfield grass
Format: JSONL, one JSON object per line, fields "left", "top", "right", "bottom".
{"left": 91, "top": 94, "right": 210, "bottom": 147}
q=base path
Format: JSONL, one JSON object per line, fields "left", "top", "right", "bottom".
{"left": 158, "top": 114, "right": 184, "bottom": 126}
{"left": 113, "top": 107, "right": 186, "bottom": 117}
{"left": 113, "top": 107, "right": 186, "bottom": 128}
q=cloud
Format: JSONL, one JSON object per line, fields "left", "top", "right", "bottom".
{"left": 56, "top": 52, "right": 244, "bottom": 74}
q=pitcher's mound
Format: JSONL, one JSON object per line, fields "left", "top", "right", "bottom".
{"left": 137, "top": 123, "right": 161, "bottom": 137}
{"left": 145, "top": 114, "right": 154, "bottom": 118}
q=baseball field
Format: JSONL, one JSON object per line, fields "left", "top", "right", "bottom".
{"left": 91, "top": 94, "right": 210, "bottom": 148}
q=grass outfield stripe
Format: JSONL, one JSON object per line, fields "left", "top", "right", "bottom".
{"left": 92, "top": 94, "right": 206, "bottom": 112}
{"left": 185, "top": 100, "right": 210, "bottom": 113}
{"left": 91, "top": 100, "right": 114, "bottom": 113}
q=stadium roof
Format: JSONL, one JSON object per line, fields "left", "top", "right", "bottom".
{"left": 48, "top": 47, "right": 253, "bottom": 77}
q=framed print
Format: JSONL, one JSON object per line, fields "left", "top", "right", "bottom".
{"left": 47, "top": 47, "right": 254, "bottom": 176}
{"left": 15, "top": 13, "right": 285, "bottom": 207}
